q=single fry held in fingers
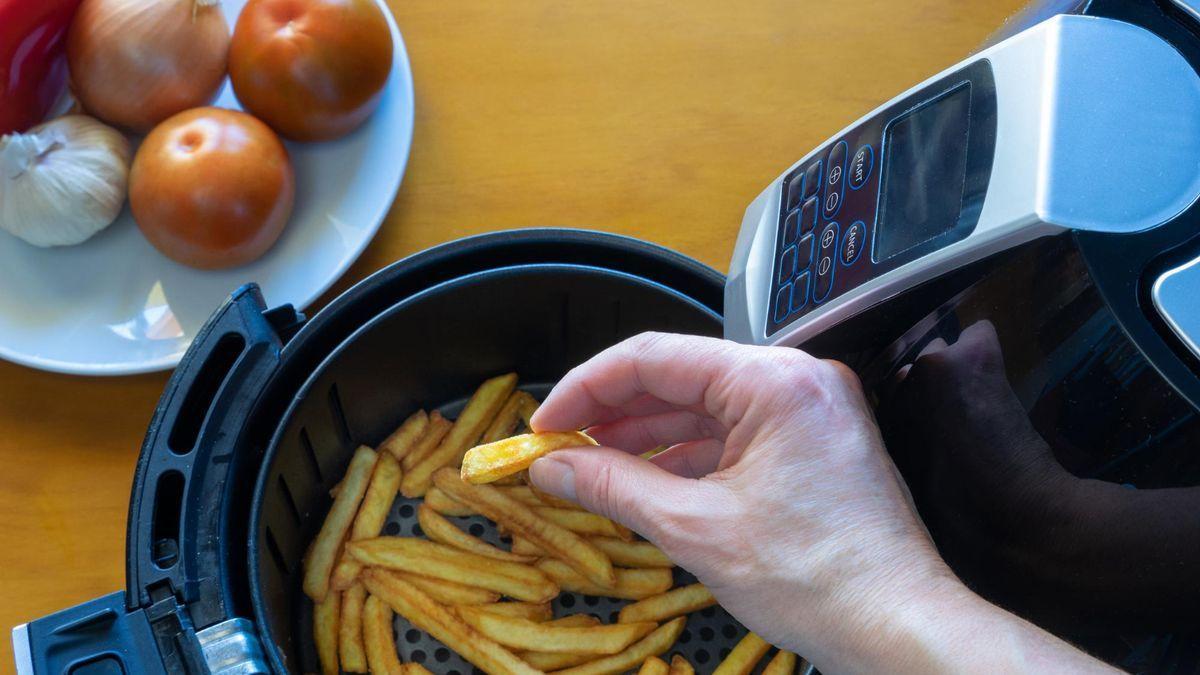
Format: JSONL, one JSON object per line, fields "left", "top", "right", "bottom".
{"left": 348, "top": 538, "right": 559, "bottom": 603}
{"left": 424, "top": 486, "right": 476, "bottom": 517}
{"left": 338, "top": 583, "right": 368, "bottom": 672}
{"left": 417, "top": 504, "right": 536, "bottom": 563}
{"left": 388, "top": 570, "right": 500, "bottom": 605}
{"left": 762, "top": 650, "right": 798, "bottom": 675}
{"left": 363, "top": 594, "right": 405, "bottom": 675}
{"left": 713, "top": 632, "right": 771, "bottom": 675}
{"left": 535, "top": 559, "right": 672, "bottom": 600}
{"left": 457, "top": 607, "right": 657, "bottom": 655}
{"left": 380, "top": 409, "right": 429, "bottom": 460}
{"left": 618, "top": 583, "right": 716, "bottom": 623}
{"left": 314, "top": 588, "right": 341, "bottom": 675}
{"left": 462, "top": 431, "right": 597, "bottom": 484}
{"left": 402, "top": 411, "right": 453, "bottom": 471}
{"left": 304, "top": 445, "right": 377, "bottom": 601}
{"left": 402, "top": 373, "right": 518, "bottom": 497}
{"left": 638, "top": 656, "right": 670, "bottom": 675}
{"left": 331, "top": 452, "right": 404, "bottom": 591}
{"left": 433, "top": 468, "right": 617, "bottom": 588}
{"left": 669, "top": 654, "right": 695, "bottom": 675}
{"left": 468, "top": 601, "right": 554, "bottom": 622}
{"left": 361, "top": 569, "right": 540, "bottom": 675}
{"left": 552, "top": 616, "right": 687, "bottom": 675}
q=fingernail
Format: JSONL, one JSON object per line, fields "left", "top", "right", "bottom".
{"left": 529, "top": 457, "right": 576, "bottom": 502}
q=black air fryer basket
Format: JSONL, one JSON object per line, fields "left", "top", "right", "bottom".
{"left": 21, "top": 229, "right": 766, "bottom": 674}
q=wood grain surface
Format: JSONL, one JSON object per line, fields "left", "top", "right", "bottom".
{"left": 0, "top": 0, "right": 1026, "bottom": 668}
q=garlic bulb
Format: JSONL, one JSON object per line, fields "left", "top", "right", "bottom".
{"left": 0, "top": 115, "right": 131, "bottom": 247}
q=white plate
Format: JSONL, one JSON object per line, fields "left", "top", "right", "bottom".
{"left": 0, "top": 0, "right": 414, "bottom": 376}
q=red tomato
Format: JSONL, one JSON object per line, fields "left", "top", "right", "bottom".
{"left": 229, "top": 0, "right": 393, "bottom": 142}
{"left": 129, "top": 107, "right": 295, "bottom": 270}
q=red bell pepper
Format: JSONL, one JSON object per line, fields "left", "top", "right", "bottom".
{"left": 0, "top": 0, "right": 83, "bottom": 135}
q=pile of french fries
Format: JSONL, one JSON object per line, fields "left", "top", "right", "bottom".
{"left": 302, "top": 373, "right": 808, "bottom": 675}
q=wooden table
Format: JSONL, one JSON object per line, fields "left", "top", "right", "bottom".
{"left": 0, "top": 0, "right": 1026, "bottom": 667}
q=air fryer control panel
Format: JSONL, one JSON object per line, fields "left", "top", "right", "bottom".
{"left": 767, "top": 60, "right": 996, "bottom": 337}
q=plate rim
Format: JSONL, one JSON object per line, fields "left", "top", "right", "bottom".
{"left": 0, "top": 0, "right": 415, "bottom": 377}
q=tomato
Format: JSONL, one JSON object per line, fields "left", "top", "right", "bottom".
{"left": 229, "top": 0, "right": 393, "bottom": 142}
{"left": 129, "top": 107, "right": 295, "bottom": 270}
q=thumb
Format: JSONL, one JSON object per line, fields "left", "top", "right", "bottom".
{"left": 529, "top": 446, "right": 696, "bottom": 542}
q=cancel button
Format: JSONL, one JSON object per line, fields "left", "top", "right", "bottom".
{"left": 841, "top": 221, "right": 865, "bottom": 266}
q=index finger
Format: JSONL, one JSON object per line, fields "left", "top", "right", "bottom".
{"left": 531, "top": 332, "right": 761, "bottom": 432}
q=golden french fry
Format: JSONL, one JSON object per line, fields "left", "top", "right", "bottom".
{"left": 639, "top": 445, "right": 669, "bottom": 460}
{"left": 402, "top": 411, "right": 453, "bottom": 471}
{"left": 713, "top": 632, "right": 771, "bottom": 675}
{"left": 492, "top": 471, "right": 528, "bottom": 486}
{"left": 466, "top": 601, "right": 554, "bottom": 622}
{"left": 589, "top": 538, "right": 672, "bottom": 568}
{"left": 331, "top": 452, "right": 404, "bottom": 591}
{"left": 314, "top": 587, "right": 341, "bottom": 675}
{"left": 380, "top": 410, "right": 429, "bottom": 460}
{"left": 304, "top": 445, "right": 378, "bottom": 601}
{"left": 389, "top": 570, "right": 500, "bottom": 605}
{"left": 618, "top": 583, "right": 715, "bottom": 623}
{"left": 433, "top": 468, "right": 616, "bottom": 588}
{"left": 458, "top": 607, "right": 656, "bottom": 655}
{"left": 533, "top": 507, "right": 633, "bottom": 541}
{"left": 551, "top": 616, "right": 687, "bottom": 675}
{"left": 535, "top": 559, "right": 671, "bottom": 600}
{"left": 423, "top": 486, "right": 477, "bottom": 517}
{"left": 545, "top": 614, "right": 602, "bottom": 628}
{"left": 669, "top": 654, "right": 694, "bottom": 675}
{"left": 462, "top": 431, "right": 597, "bottom": 484}
{"left": 516, "top": 391, "right": 539, "bottom": 428}
{"left": 329, "top": 480, "right": 342, "bottom": 498}
{"left": 482, "top": 391, "right": 525, "bottom": 444}
{"left": 510, "top": 536, "right": 542, "bottom": 557}
{"left": 418, "top": 504, "right": 536, "bottom": 563}
{"left": 348, "top": 538, "right": 558, "bottom": 603}
{"left": 522, "top": 650, "right": 596, "bottom": 671}
{"left": 762, "top": 650, "right": 797, "bottom": 675}
{"left": 495, "top": 485, "right": 546, "bottom": 507}
{"left": 363, "top": 594, "right": 405, "bottom": 675}
{"left": 402, "top": 374, "right": 519, "bottom": 496}
{"left": 361, "top": 568, "right": 540, "bottom": 675}
{"left": 339, "top": 583, "right": 368, "bottom": 672}
{"left": 638, "top": 656, "right": 670, "bottom": 675}
{"left": 527, "top": 482, "right": 584, "bottom": 510}
{"left": 403, "top": 664, "right": 434, "bottom": 675}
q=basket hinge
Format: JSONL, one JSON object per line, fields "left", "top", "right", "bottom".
{"left": 196, "top": 618, "right": 268, "bottom": 675}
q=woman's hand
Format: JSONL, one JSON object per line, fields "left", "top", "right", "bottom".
{"left": 528, "top": 332, "right": 1115, "bottom": 674}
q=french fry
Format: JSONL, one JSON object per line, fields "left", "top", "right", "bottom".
{"left": 433, "top": 469, "right": 616, "bottom": 588}
{"left": 618, "top": 583, "right": 715, "bottom": 623}
{"left": 589, "top": 538, "right": 672, "bottom": 568}
{"left": 535, "top": 559, "right": 672, "bottom": 600}
{"left": 424, "top": 486, "right": 476, "bottom": 517}
{"left": 468, "top": 601, "right": 554, "bottom": 622}
{"left": 638, "top": 656, "right": 670, "bottom": 675}
{"left": 551, "top": 616, "right": 687, "bottom": 675}
{"left": 402, "top": 374, "right": 518, "bottom": 496}
{"left": 762, "top": 650, "right": 797, "bottom": 675}
{"left": 314, "top": 588, "right": 341, "bottom": 675}
{"left": 401, "top": 411, "right": 453, "bottom": 471}
{"left": 493, "top": 471, "right": 528, "bottom": 486}
{"left": 510, "top": 536, "right": 542, "bottom": 557}
{"left": 518, "top": 616, "right": 605, "bottom": 670}
{"left": 304, "top": 445, "right": 378, "bottom": 601}
{"left": 527, "top": 482, "right": 584, "bottom": 510}
{"left": 418, "top": 504, "right": 537, "bottom": 563}
{"left": 348, "top": 538, "right": 558, "bottom": 603}
{"left": 516, "top": 391, "right": 539, "bottom": 428}
{"left": 329, "top": 480, "right": 342, "bottom": 498}
{"left": 363, "top": 594, "right": 405, "bottom": 675}
{"left": 462, "top": 431, "right": 597, "bottom": 484}
{"left": 390, "top": 570, "right": 500, "bottom": 605}
{"left": 713, "top": 632, "right": 771, "bottom": 675}
{"left": 482, "top": 391, "right": 525, "bottom": 444}
{"left": 533, "top": 508, "right": 633, "bottom": 541}
{"left": 331, "top": 452, "right": 404, "bottom": 591}
{"left": 496, "top": 485, "right": 547, "bottom": 507}
{"left": 404, "top": 665, "right": 434, "bottom": 675}
{"left": 339, "top": 583, "right": 368, "bottom": 672}
{"left": 361, "top": 568, "right": 540, "bottom": 675}
{"left": 669, "top": 654, "right": 694, "bottom": 675}
{"left": 545, "top": 614, "right": 602, "bottom": 628}
{"left": 380, "top": 410, "right": 429, "bottom": 460}
{"left": 457, "top": 607, "right": 657, "bottom": 655}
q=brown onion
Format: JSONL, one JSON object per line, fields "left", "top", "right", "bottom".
{"left": 67, "top": 0, "right": 230, "bottom": 133}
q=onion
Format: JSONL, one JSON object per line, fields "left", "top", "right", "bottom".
{"left": 67, "top": 0, "right": 229, "bottom": 133}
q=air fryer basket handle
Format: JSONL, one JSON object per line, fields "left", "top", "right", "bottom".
{"left": 16, "top": 284, "right": 300, "bottom": 674}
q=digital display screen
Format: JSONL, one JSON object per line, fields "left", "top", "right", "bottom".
{"left": 875, "top": 84, "right": 972, "bottom": 262}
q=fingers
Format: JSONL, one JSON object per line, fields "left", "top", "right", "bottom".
{"left": 532, "top": 333, "right": 753, "bottom": 433}
{"left": 649, "top": 439, "right": 726, "bottom": 478}
{"left": 528, "top": 446, "right": 720, "bottom": 542}
{"left": 586, "top": 409, "right": 727, "bottom": 454}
